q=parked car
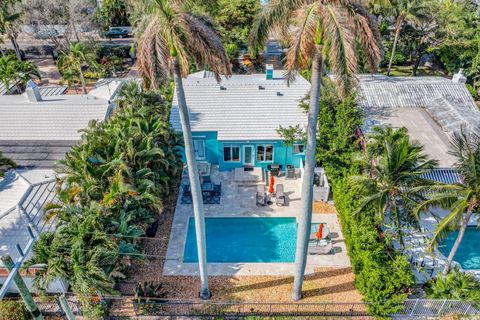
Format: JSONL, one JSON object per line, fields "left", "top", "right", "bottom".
{"left": 34, "top": 29, "right": 61, "bottom": 39}
{"left": 103, "top": 28, "right": 130, "bottom": 38}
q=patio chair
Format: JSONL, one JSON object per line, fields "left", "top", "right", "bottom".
{"left": 276, "top": 184, "right": 286, "bottom": 206}
{"left": 256, "top": 185, "right": 267, "bottom": 206}
{"left": 308, "top": 240, "right": 333, "bottom": 255}
{"left": 213, "top": 183, "right": 222, "bottom": 196}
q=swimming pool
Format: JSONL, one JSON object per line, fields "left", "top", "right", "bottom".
{"left": 439, "top": 227, "right": 480, "bottom": 270}
{"left": 183, "top": 217, "right": 297, "bottom": 263}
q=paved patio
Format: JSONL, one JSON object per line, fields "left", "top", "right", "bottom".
{"left": 164, "top": 166, "right": 350, "bottom": 276}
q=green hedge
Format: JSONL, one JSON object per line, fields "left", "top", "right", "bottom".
{"left": 0, "top": 300, "right": 31, "bottom": 320}
{"left": 331, "top": 174, "right": 413, "bottom": 317}
{"left": 315, "top": 79, "right": 414, "bottom": 317}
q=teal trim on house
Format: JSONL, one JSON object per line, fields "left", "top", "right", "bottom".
{"left": 189, "top": 131, "right": 305, "bottom": 172}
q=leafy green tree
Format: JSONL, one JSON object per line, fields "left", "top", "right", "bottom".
{"left": 414, "top": 130, "right": 480, "bottom": 274}
{"left": 385, "top": 0, "right": 430, "bottom": 75}
{"left": 352, "top": 126, "right": 437, "bottom": 247}
{"left": 0, "top": 0, "right": 22, "bottom": 60}
{"left": 0, "top": 151, "right": 16, "bottom": 178}
{"left": 250, "top": 0, "right": 381, "bottom": 300}
{"left": 0, "top": 54, "right": 40, "bottom": 94}
{"left": 212, "top": 0, "right": 260, "bottom": 60}
{"left": 57, "top": 42, "right": 96, "bottom": 94}
{"left": 98, "top": 0, "right": 130, "bottom": 28}
{"left": 134, "top": 0, "right": 231, "bottom": 299}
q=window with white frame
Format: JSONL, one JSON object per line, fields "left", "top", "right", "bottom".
{"left": 193, "top": 139, "right": 206, "bottom": 160}
{"left": 256, "top": 144, "right": 273, "bottom": 162}
{"left": 223, "top": 145, "right": 240, "bottom": 162}
{"left": 293, "top": 144, "right": 305, "bottom": 154}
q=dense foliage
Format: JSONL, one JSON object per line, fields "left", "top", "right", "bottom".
{"left": 0, "top": 151, "right": 16, "bottom": 178}
{"left": 369, "top": 0, "right": 480, "bottom": 97}
{"left": 0, "top": 54, "right": 40, "bottom": 93}
{"left": 426, "top": 269, "right": 480, "bottom": 306}
{"left": 0, "top": 300, "right": 30, "bottom": 320}
{"left": 316, "top": 80, "right": 413, "bottom": 317}
{"left": 27, "top": 83, "right": 183, "bottom": 304}
{"left": 98, "top": 0, "right": 130, "bottom": 28}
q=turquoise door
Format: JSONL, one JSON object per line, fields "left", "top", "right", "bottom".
{"left": 243, "top": 145, "right": 254, "bottom": 166}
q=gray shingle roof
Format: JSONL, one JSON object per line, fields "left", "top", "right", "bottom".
{"left": 0, "top": 169, "right": 57, "bottom": 266}
{"left": 0, "top": 140, "right": 76, "bottom": 168}
{"left": 170, "top": 70, "right": 310, "bottom": 140}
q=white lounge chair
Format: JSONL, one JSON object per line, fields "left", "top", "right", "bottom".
{"left": 256, "top": 185, "right": 267, "bottom": 206}
{"left": 276, "top": 184, "right": 286, "bottom": 206}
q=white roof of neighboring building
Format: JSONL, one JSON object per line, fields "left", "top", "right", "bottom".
{"left": 358, "top": 74, "right": 480, "bottom": 166}
{"left": 357, "top": 74, "right": 477, "bottom": 110}
{"left": 171, "top": 70, "right": 310, "bottom": 140}
{"left": 88, "top": 78, "right": 129, "bottom": 101}
{"left": 0, "top": 94, "right": 111, "bottom": 140}
{"left": 0, "top": 169, "right": 57, "bottom": 266}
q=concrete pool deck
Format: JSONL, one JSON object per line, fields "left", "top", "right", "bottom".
{"left": 163, "top": 166, "right": 350, "bottom": 276}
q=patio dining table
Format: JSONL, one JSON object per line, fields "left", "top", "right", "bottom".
{"left": 201, "top": 182, "right": 214, "bottom": 192}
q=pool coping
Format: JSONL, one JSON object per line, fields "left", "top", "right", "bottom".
{"left": 163, "top": 181, "right": 351, "bottom": 276}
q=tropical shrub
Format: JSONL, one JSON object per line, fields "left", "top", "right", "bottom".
{"left": 0, "top": 151, "right": 16, "bottom": 178}
{"left": 316, "top": 80, "right": 414, "bottom": 317}
{"left": 426, "top": 269, "right": 480, "bottom": 307}
{"left": 27, "top": 82, "right": 182, "bottom": 303}
{"left": 0, "top": 300, "right": 30, "bottom": 320}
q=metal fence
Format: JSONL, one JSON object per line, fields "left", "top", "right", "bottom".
{"left": 129, "top": 300, "right": 370, "bottom": 317}
{"left": 393, "top": 299, "right": 480, "bottom": 317}
{"left": 31, "top": 297, "right": 480, "bottom": 318}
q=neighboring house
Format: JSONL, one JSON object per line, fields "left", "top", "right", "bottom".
{"left": 0, "top": 169, "right": 67, "bottom": 294}
{"left": 170, "top": 68, "right": 310, "bottom": 171}
{"left": 0, "top": 79, "right": 125, "bottom": 167}
{"left": 357, "top": 71, "right": 479, "bottom": 167}
{"left": 357, "top": 71, "right": 478, "bottom": 227}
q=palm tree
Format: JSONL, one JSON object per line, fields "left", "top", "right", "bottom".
{"left": 250, "top": 0, "right": 381, "bottom": 300}
{"left": 414, "top": 130, "right": 480, "bottom": 274}
{"left": 57, "top": 42, "right": 95, "bottom": 94}
{"left": 385, "top": 0, "right": 429, "bottom": 76}
{"left": 0, "top": 54, "right": 41, "bottom": 94}
{"left": 0, "top": 151, "right": 16, "bottom": 178}
{"left": 133, "top": 0, "right": 231, "bottom": 299}
{"left": 352, "top": 127, "right": 437, "bottom": 247}
{"left": 0, "top": 0, "right": 22, "bottom": 60}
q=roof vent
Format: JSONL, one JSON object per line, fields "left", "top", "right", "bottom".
{"left": 25, "top": 80, "right": 42, "bottom": 102}
{"left": 276, "top": 91, "right": 283, "bottom": 96}
{"left": 220, "top": 86, "right": 227, "bottom": 90}
{"left": 452, "top": 69, "right": 467, "bottom": 83}
{"left": 258, "top": 85, "right": 265, "bottom": 90}
{"left": 266, "top": 64, "right": 274, "bottom": 80}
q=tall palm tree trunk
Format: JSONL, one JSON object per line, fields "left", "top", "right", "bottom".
{"left": 173, "top": 57, "right": 211, "bottom": 299}
{"left": 387, "top": 20, "right": 402, "bottom": 76}
{"left": 8, "top": 32, "right": 22, "bottom": 61}
{"left": 292, "top": 45, "right": 323, "bottom": 301}
{"left": 78, "top": 67, "right": 88, "bottom": 94}
{"left": 443, "top": 210, "right": 473, "bottom": 274}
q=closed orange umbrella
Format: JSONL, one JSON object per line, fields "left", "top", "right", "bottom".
{"left": 268, "top": 175, "right": 275, "bottom": 194}
{"left": 316, "top": 224, "right": 324, "bottom": 240}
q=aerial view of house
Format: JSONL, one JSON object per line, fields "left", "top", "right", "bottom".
{"left": 0, "top": 0, "right": 480, "bottom": 319}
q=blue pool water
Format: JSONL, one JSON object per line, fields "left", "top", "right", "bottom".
{"left": 439, "top": 227, "right": 480, "bottom": 270}
{"left": 183, "top": 217, "right": 297, "bottom": 263}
